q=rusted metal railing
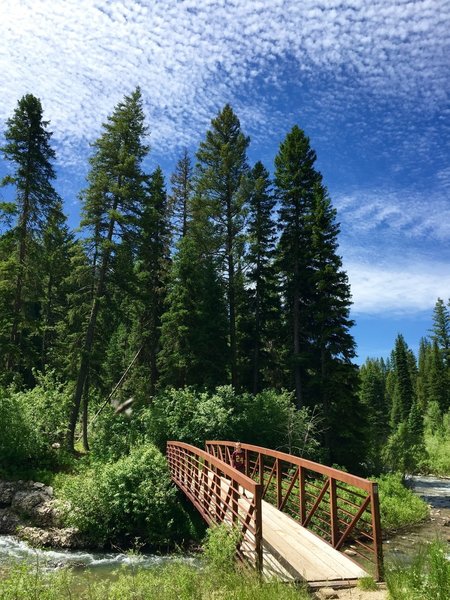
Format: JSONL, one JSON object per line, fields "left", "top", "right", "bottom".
{"left": 206, "top": 441, "right": 383, "bottom": 581}
{"left": 166, "top": 441, "right": 263, "bottom": 572}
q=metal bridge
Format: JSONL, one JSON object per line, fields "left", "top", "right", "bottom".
{"left": 166, "top": 441, "right": 383, "bottom": 588}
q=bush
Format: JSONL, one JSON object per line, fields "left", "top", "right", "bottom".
{"left": 202, "top": 524, "right": 241, "bottom": 572}
{"left": 58, "top": 443, "right": 184, "bottom": 547}
{"left": 423, "top": 408, "right": 450, "bottom": 476}
{"left": 376, "top": 473, "right": 429, "bottom": 531}
{"left": 0, "top": 386, "right": 48, "bottom": 471}
{"left": 0, "top": 372, "right": 73, "bottom": 473}
{"left": 145, "top": 386, "right": 322, "bottom": 460}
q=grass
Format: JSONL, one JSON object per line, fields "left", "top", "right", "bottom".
{"left": 386, "top": 540, "right": 450, "bottom": 600}
{"left": 0, "top": 561, "right": 311, "bottom": 600}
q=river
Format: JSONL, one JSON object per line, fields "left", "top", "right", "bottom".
{"left": 383, "top": 475, "right": 450, "bottom": 564}
{"left": 0, "top": 475, "right": 448, "bottom": 579}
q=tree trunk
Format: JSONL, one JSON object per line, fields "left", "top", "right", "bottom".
{"left": 66, "top": 213, "right": 116, "bottom": 452}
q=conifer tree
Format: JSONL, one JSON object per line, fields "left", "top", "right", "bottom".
{"left": 133, "top": 166, "right": 171, "bottom": 396}
{"left": 431, "top": 297, "right": 450, "bottom": 368}
{"left": 245, "top": 161, "right": 279, "bottom": 393}
{"left": 67, "top": 88, "right": 149, "bottom": 452}
{"left": 196, "top": 104, "right": 249, "bottom": 388}
{"left": 390, "top": 334, "right": 416, "bottom": 427}
{"left": 0, "top": 94, "right": 60, "bottom": 379}
{"left": 274, "top": 125, "right": 323, "bottom": 407}
{"left": 169, "top": 149, "right": 193, "bottom": 240}
{"left": 40, "top": 200, "right": 74, "bottom": 372}
{"left": 158, "top": 218, "right": 228, "bottom": 388}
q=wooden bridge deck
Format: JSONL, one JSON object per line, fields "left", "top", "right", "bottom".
{"left": 259, "top": 499, "right": 368, "bottom": 585}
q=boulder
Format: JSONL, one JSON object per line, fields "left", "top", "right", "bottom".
{"left": 17, "top": 526, "right": 89, "bottom": 549}
{"left": 0, "top": 507, "right": 20, "bottom": 534}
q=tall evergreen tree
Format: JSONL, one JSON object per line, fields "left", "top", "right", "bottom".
{"left": 274, "top": 125, "right": 322, "bottom": 408}
{"left": 40, "top": 200, "right": 74, "bottom": 372}
{"left": 169, "top": 149, "right": 193, "bottom": 240}
{"left": 389, "top": 334, "right": 416, "bottom": 427}
{"left": 196, "top": 104, "right": 249, "bottom": 388}
{"left": 133, "top": 166, "right": 171, "bottom": 396}
{"left": 158, "top": 210, "right": 228, "bottom": 389}
{"left": 0, "top": 94, "right": 60, "bottom": 379}
{"left": 431, "top": 297, "right": 450, "bottom": 368}
{"left": 245, "top": 161, "right": 279, "bottom": 393}
{"left": 359, "top": 358, "right": 389, "bottom": 472}
{"left": 66, "top": 88, "right": 149, "bottom": 452}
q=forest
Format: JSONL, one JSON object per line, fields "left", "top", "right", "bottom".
{"left": 0, "top": 88, "right": 449, "bottom": 478}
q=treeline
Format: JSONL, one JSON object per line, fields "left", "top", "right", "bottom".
{"left": 0, "top": 89, "right": 357, "bottom": 465}
{"left": 1, "top": 89, "right": 448, "bottom": 476}
{"left": 360, "top": 298, "right": 450, "bottom": 474}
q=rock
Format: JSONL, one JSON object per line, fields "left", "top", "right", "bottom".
{"left": 12, "top": 490, "right": 50, "bottom": 516}
{"left": 344, "top": 549, "right": 357, "bottom": 556}
{"left": 317, "top": 588, "right": 338, "bottom": 599}
{"left": 17, "top": 526, "right": 89, "bottom": 549}
{"left": 0, "top": 508, "right": 20, "bottom": 534}
{"left": 442, "top": 518, "right": 450, "bottom": 527}
{"left": 0, "top": 481, "right": 19, "bottom": 506}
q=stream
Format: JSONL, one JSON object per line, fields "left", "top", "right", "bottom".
{"left": 383, "top": 475, "right": 450, "bottom": 564}
{"left": 0, "top": 475, "right": 449, "bottom": 580}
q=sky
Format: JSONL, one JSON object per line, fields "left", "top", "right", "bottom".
{"left": 1, "top": 0, "right": 449, "bottom": 364}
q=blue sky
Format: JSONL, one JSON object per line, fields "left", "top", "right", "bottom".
{"left": 1, "top": 0, "right": 449, "bottom": 364}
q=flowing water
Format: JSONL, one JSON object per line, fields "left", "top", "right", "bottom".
{"left": 0, "top": 475, "right": 448, "bottom": 581}
{"left": 383, "top": 475, "right": 450, "bottom": 565}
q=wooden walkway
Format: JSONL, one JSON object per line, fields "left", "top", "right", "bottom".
{"left": 167, "top": 441, "right": 383, "bottom": 586}
{"left": 260, "top": 499, "right": 368, "bottom": 586}
{"left": 231, "top": 491, "right": 368, "bottom": 586}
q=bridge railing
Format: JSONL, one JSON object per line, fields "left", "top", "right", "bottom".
{"left": 205, "top": 441, "right": 383, "bottom": 581}
{"left": 167, "top": 441, "right": 263, "bottom": 571}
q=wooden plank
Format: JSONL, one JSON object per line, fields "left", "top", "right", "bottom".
{"left": 261, "top": 500, "right": 368, "bottom": 582}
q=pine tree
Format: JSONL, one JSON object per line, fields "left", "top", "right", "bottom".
{"left": 196, "top": 104, "right": 249, "bottom": 388}
{"left": 309, "top": 184, "right": 360, "bottom": 465}
{"left": 133, "top": 166, "right": 171, "bottom": 396}
{"left": 0, "top": 94, "right": 60, "bottom": 379}
{"left": 158, "top": 219, "right": 228, "bottom": 389}
{"left": 390, "top": 334, "right": 416, "bottom": 427}
{"left": 274, "top": 125, "right": 323, "bottom": 407}
{"left": 66, "top": 88, "right": 149, "bottom": 452}
{"left": 40, "top": 200, "right": 74, "bottom": 372}
{"left": 169, "top": 149, "right": 193, "bottom": 240}
{"left": 359, "top": 358, "right": 389, "bottom": 472}
{"left": 245, "top": 161, "right": 279, "bottom": 393}
{"left": 431, "top": 298, "right": 450, "bottom": 367}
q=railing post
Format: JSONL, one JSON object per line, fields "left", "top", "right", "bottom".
{"left": 329, "top": 477, "right": 338, "bottom": 547}
{"left": 276, "top": 458, "right": 282, "bottom": 509}
{"left": 254, "top": 484, "right": 263, "bottom": 573}
{"left": 259, "top": 453, "right": 264, "bottom": 487}
{"left": 232, "top": 478, "right": 239, "bottom": 525}
{"left": 371, "top": 482, "right": 384, "bottom": 581}
{"left": 299, "top": 466, "right": 306, "bottom": 525}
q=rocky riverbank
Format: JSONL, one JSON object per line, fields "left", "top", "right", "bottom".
{"left": 0, "top": 480, "right": 87, "bottom": 549}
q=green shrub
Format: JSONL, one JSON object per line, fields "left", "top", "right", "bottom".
{"left": 0, "top": 373, "right": 73, "bottom": 473}
{"left": 202, "top": 524, "right": 241, "bottom": 572}
{"left": 58, "top": 443, "right": 184, "bottom": 547}
{"left": 386, "top": 541, "right": 450, "bottom": 600}
{"left": 146, "top": 386, "right": 322, "bottom": 460}
{"left": 423, "top": 408, "right": 450, "bottom": 476}
{"left": 376, "top": 473, "right": 429, "bottom": 531}
{"left": 0, "top": 386, "right": 48, "bottom": 470}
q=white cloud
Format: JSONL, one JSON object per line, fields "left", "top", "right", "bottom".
{"left": 347, "top": 260, "right": 450, "bottom": 315}
{"left": 0, "top": 0, "right": 448, "bottom": 165}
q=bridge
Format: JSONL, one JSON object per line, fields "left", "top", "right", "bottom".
{"left": 167, "top": 441, "right": 383, "bottom": 588}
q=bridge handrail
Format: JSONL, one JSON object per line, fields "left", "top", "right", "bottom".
{"left": 205, "top": 440, "right": 383, "bottom": 581}
{"left": 167, "top": 441, "right": 263, "bottom": 572}
{"left": 206, "top": 440, "right": 374, "bottom": 490}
